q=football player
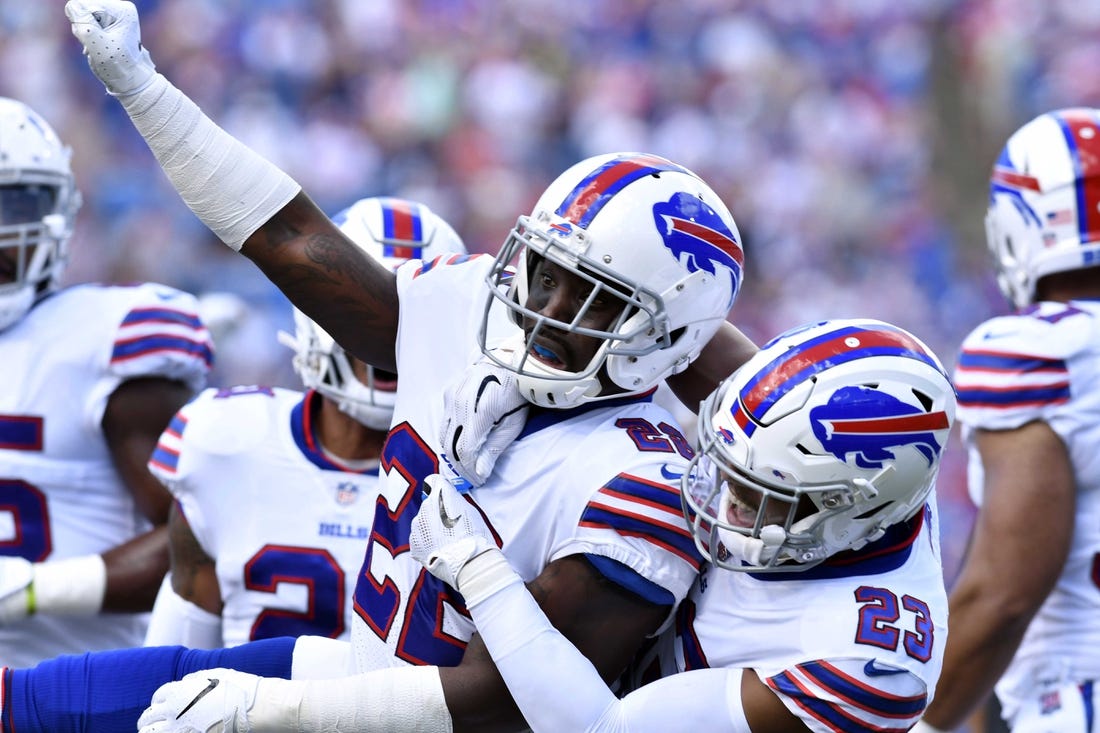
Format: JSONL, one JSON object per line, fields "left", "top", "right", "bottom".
{"left": 916, "top": 108, "right": 1100, "bottom": 732}
{"left": 143, "top": 196, "right": 467, "bottom": 650}
{"left": 0, "top": 3, "right": 755, "bottom": 731}
{"left": 412, "top": 318, "right": 956, "bottom": 733}
{"left": 0, "top": 95, "right": 212, "bottom": 665}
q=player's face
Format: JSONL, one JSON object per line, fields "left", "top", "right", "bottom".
{"left": 352, "top": 358, "right": 397, "bottom": 395}
{"left": 0, "top": 184, "right": 55, "bottom": 286}
{"left": 522, "top": 256, "right": 625, "bottom": 374}
{"left": 720, "top": 473, "right": 814, "bottom": 529}
{"left": 0, "top": 245, "right": 17, "bottom": 285}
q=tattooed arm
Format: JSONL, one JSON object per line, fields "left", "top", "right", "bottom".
{"left": 242, "top": 192, "right": 401, "bottom": 371}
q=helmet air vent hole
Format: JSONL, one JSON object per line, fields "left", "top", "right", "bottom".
{"left": 911, "top": 389, "right": 933, "bottom": 411}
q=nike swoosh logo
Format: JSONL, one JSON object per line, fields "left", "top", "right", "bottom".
{"left": 177, "top": 678, "right": 219, "bottom": 719}
{"left": 439, "top": 497, "right": 462, "bottom": 529}
{"left": 474, "top": 375, "right": 502, "bottom": 412}
{"left": 660, "top": 464, "right": 683, "bottom": 480}
{"left": 863, "top": 660, "right": 907, "bottom": 677}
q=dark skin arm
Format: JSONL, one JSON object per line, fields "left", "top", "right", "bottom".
{"left": 667, "top": 321, "right": 758, "bottom": 412}
{"left": 438, "top": 559, "right": 810, "bottom": 733}
{"left": 922, "top": 422, "right": 1074, "bottom": 729}
{"left": 242, "top": 193, "right": 401, "bottom": 372}
{"left": 101, "top": 376, "right": 196, "bottom": 612}
{"left": 438, "top": 555, "right": 670, "bottom": 733}
{"left": 241, "top": 193, "right": 760, "bottom": 383}
{"left": 166, "top": 502, "right": 222, "bottom": 615}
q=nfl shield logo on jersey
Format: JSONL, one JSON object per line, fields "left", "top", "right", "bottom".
{"left": 335, "top": 481, "right": 360, "bottom": 505}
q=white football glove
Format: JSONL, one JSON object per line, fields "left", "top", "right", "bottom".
{"left": 439, "top": 354, "right": 528, "bottom": 487}
{"left": 0, "top": 556, "right": 34, "bottom": 624}
{"left": 65, "top": 0, "right": 157, "bottom": 96}
{"left": 137, "top": 669, "right": 259, "bottom": 733}
{"left": 411, "top": 475, "right": 520, "bottom": 608}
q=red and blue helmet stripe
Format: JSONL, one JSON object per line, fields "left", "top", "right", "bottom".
{"left": 734, "top": 324, "right": 947, "bottom": 437}
{"left": 1051, "top": 108, "right": 1100, "bottom": 245}
{"left": 554, "top": 154, "right": 691, "bottom": 229}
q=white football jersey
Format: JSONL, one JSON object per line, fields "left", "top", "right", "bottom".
{"left": 350, "top": 255, "right": 703, "bottom": 673}
{"left": 633, "top": 505, "right": 947, "bottom": 732}
{"left": 954, "top": 300, "right": 1100, "bottom": 722}
{"left": 150, "top": 387, "right": 380, "bottom": 647}
{"left": 0, "top": 283, "right": 212, "bottom": 666}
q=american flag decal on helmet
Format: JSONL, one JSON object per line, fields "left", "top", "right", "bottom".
{"left": 1052, "top": 108, "right": 1100, "bottom": 245}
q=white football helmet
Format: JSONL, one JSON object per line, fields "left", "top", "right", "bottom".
{"left": 281, "top": 197, "right": 466, "bottom": 429}
{"left": 682, "top": 318, "right": 955, "bottom": 573}
{"left": 479, "top": 152, "right": 744, "bottom": 408}
{"left": 985, "top": 107, "right": 1100, "bottom": 309}
{"left": 0, "top": 98, "right": 81, "bottom": 331}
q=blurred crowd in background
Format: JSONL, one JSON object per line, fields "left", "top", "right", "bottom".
{"left": 2, "top": 0, "right": 1097, "bottom": 589}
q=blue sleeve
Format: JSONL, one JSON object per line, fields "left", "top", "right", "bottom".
{"left": 2, "top": 637, "right": 294, "bottom": 733}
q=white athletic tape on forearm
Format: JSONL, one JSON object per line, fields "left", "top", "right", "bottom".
{"left": 456, "top": 547, "right": 523, "bottom": 609}
{"left": 249, "top": 665, "right": 453, "bottom": 732}
{"left": 32, "top": 554, "right": 107, "bottom": 616}
{"left": 116, "top": 74, "right": 301, "bottom": 251}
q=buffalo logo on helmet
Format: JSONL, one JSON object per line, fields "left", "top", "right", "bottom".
{"left": 652, "top": 193, "right": 743, "bottom": 308}
{"left": 810, "top": 386, "right": 949, "bottom": 469}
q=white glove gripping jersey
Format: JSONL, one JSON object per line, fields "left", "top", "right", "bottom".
{"left": 953, "top": 300, "right": 1100, "bottom": 722}
{"left": 149, "top": 387, "right": 382, "bottom": 648}
{"left": 630, "top": 505, "right": 947, "bottom": 733}
{"left": 0, "top": 283, "right": 212, "bottom": 665}
{"left": 350, "top": 254, "right": 704, "bottom": 673}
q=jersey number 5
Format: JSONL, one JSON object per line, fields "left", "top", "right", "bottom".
{"left": 0, "top": 415, "right": 51, "bottom": 561}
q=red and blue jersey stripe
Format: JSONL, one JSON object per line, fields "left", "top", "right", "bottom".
{"left": 149, "top": 413, "right": 188, "bottom": 474}
{"left": 110, "top": 307, "right": 214, "bottom": 368}
{"left": 580, "top": 472, "right": 703, "bottom": 569}
{"left": 955, "top": 349, "right": 1070, "bottom": 409}
{"left": 767, "top": 660, "right": 926, "bottom": 732}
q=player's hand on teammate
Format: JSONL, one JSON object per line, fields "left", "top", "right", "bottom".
{"left": 0, "top": 556, "right": 34, "bottom": 624}
{"left": 65, "top": 0, "right": 157, "bottom": 96}
{"left": 411, "top": 474, "right": 498, "bottom": 589}
{"left": 439, "top": 351, "right": 528, "bottom": 487}
{"left": 137, "top": 668, "right": 259, "bottom": 733}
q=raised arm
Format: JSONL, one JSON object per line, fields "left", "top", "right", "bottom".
{"left": 65, "top": 0, "right": 400, "bottom": 370}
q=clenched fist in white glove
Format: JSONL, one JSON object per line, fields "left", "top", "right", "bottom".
{"left": 439, "top": 354, "right": 528, "bottom": 487}
{"left": 65, "top": 0, "right": 157, "bottom": 96}
{"left": 138, "top": 669, "right": 260, "bottom": 733}
{"left": 410, "top": 474, "right": 519, "bottom": 608}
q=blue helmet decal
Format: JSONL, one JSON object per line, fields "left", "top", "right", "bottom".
{"left": 652, "top": 192, "right": 743, "bottom": 307}
{"left": 810, "top": 386, "right": 949, "bottom": 469}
